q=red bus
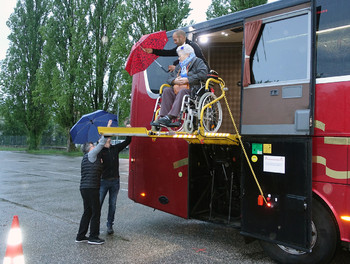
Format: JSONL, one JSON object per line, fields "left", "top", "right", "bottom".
{"left": 126, "top": 0, "right": 350, "bottom": 263}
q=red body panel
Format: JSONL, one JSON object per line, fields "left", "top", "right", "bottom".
{"left": 314, "top": 81, "right": 350, "bottom": 137}
{"left": 129, "top": 72, "right": 189, "bottom": 218}
{"left": 313, "top": 80, "right": 350, "bottom": 242}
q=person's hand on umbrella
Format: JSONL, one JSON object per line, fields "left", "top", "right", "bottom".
{"left": 141, "top": 47, "right": 153, "bottom": 54}
{"left": 107, "top": 119, "right": 113, "bottom": 127}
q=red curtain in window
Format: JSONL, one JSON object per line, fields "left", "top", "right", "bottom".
{"left": 243, "top": 20, "right": 262, "bottom": 87}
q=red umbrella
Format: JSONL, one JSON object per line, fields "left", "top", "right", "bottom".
{"left": 125, "top": 30, "right": 168, "bottom": 76}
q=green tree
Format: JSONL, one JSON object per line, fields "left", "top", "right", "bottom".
{"left": 125, "top": 0, "right": 191, "bottom": 38}
{"left": 37, "top": 0, "right": 93, "bottom": 151}
{"left": 0, "top": 0, "right": 51, "bottom": 150}
{"left": 206, "top": 0, "right": 268, "bottom": 19}
{"left": 1, "top": 0, "right": 192, "bottom": 151}
{"left": 37, "top": 0, "right": 127, "bottom": 151}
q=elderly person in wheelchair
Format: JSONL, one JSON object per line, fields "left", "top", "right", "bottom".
{"left": 156, "top": 44, "right": 208, "bottom": 127}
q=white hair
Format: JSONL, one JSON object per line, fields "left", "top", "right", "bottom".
{"left": 176, "top": 44, "right": 194, "bottom": 55}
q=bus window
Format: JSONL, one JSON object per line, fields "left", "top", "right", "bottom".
{"left": 316, "top": 0, "right": 350, "bottom": 78}
{"left": 145, "top": 36, "right": 177, "bottom": 94}
{"left": 251, "top": 14, "right": 309, "bottom": 84}
{"left": 241, "top": 9, "right": 311, "bottom": 136}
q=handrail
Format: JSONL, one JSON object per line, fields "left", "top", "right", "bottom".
{"left": 198, "top": 77, "right": 226, "bottom": 135}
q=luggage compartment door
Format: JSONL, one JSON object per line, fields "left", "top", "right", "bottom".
{"left": 241, "top": 136, "right": 312, "bottom": 251}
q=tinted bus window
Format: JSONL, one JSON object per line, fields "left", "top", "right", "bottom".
{"left": 316, "top": 0, "right": 350, "bottom": 78}
{"left": 145, "top": 38, "right": 177, "bottom": 93}
{"left": 251, "top": 14, "right": 309, "bottom": 84}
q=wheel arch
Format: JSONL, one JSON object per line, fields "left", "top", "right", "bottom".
{"left": 312, "top": 191, "right": 341, "bottom": 244}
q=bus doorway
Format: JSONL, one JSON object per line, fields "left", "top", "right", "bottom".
{"left": 195, "top": 26, "right": 243, "bottom": 134}
{"left": 187, "top": 26, "right": 244, "bottom": 224}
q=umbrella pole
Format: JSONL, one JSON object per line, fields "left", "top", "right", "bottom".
{"left": 153, "top": 59, "right": 169, "bottom": 73}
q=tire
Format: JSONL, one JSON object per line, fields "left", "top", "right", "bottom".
{"left": 259, "top": 198, "right": 337, "bottom": 264}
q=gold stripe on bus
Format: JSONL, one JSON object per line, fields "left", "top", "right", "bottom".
{"left": 324, "top": 137, "right": 349, "bottom": 145}
{"left": 315, "top": 120, "right": 325, "bottom": 131}
{"left": 312, "top": 156, "right": 348, "bottom": 180}
{"left": 173, "top": 158, "right": 188, "bottom": 169}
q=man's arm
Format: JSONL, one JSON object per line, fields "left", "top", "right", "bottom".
{"left": 114, "top": 136, "right": 131, "bottom": 152}
{"left": 88, "top": 136, "right": 107, "bottom": 163}
{"left": 142, "top": 47, "right": 178, "bottom": 71}
{"left": 88, "top": 119, "right": 112, "bottom": 162}
{"left": 143, "top": 47, "right": 177, "bottom": 57}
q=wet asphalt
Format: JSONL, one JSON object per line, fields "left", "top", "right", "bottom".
{"left": 0, "top": 151, "right": 348, "bottom": 264}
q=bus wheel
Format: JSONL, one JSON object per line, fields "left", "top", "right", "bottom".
{"left": 259, "top": 198, "right": 337, "bottom": 264}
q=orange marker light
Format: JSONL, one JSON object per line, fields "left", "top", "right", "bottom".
{"left": 258, "top": 195, "right": 264, "bottom": 206}
{"left": 140, "top": 192, "right": 146, "bottom": 197}
{"left": 341, "top": 216, "right": 350, "bottom": 221}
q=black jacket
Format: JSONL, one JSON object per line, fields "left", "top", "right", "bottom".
{"left": 80, "top": 153, "right": 103, "bottom": 189}
{"left": 100, "top": 137, "right": 131, "bottom": 180}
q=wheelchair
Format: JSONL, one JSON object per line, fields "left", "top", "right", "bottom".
{"left": 150, "top": 74, "right": 224, "bottom": 134}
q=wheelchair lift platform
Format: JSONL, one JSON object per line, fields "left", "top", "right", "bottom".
{"left": 97, "top": 127, "right": 239, "bottom": 146}
{"left": 98, "top": 126, "right": 269, "bottom": 205}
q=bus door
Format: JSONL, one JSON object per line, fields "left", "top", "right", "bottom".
{"left": 240, "top": 4, "right": 314, "bottom": 251}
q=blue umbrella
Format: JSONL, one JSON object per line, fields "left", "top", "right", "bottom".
{"left": 70, "top": 110, "right": 118, "bottom": 144}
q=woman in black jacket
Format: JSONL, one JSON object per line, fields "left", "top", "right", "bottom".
{"left": 75, "top": 120, "right": 111, "bottom": 245}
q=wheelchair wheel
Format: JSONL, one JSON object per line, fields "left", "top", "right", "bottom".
{"left": 197, "top": 92, "right": 222, "bottom": 133}
{"left": 184, "top": 120, "right": 194, "bottom": 134}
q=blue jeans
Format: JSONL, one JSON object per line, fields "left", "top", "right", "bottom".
{"left": 99, "top": 178, "right": 120, "bottom": 228}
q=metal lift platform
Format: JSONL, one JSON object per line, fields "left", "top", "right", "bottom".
{"left": 97, "top": 127, "right": 239, "bottom": 146}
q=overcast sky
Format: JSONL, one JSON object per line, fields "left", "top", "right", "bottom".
{"left": 0, "top": 0, "right": 211, "bottom": 61}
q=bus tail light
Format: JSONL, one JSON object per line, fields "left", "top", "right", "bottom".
{"left": 258, "top": 194, "right": 279, "bottom": 208}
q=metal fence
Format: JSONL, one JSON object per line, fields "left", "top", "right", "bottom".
{"left": 0, "top": 135, "right": 67, "bottom": 148}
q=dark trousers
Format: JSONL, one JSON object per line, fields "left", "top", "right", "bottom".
{"left": 77, "top": 188, "right": 101, "bottom": 239}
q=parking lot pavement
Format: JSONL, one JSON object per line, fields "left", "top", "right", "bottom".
{"left": 0, "top": 151, "right": 349, "bottom": 264}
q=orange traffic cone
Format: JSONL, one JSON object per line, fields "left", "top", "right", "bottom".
{"left": 3, "top": 216, "right": 24, "bottom": 264}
